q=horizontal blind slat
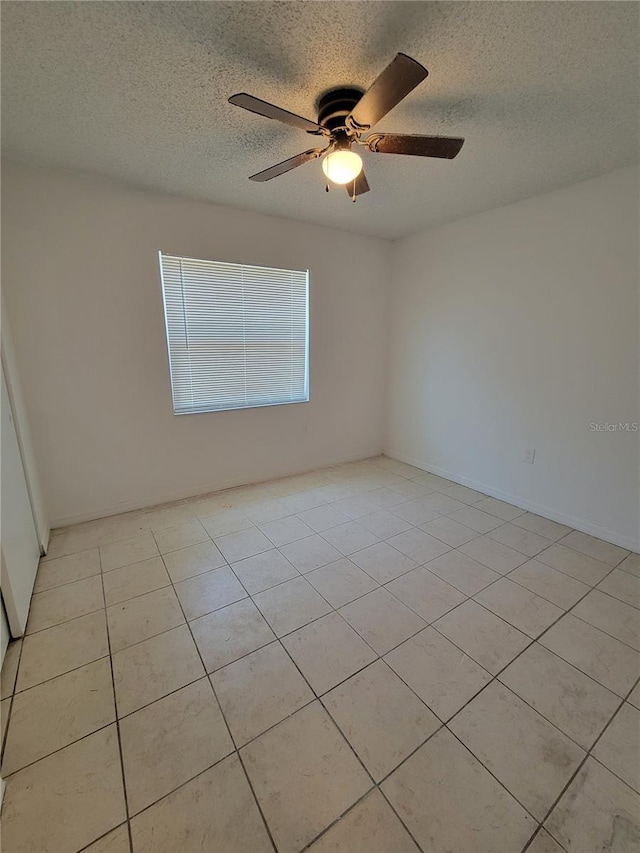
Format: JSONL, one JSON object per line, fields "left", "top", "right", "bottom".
{"left": 159, "top": 252, "right": 309, "bottom": 415}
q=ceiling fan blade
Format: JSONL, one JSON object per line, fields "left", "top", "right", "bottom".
{"left": 365, "top": 133, "right": 464, "bottom": 159}
{"left": 347, "top": 54, "right": 428, "bottom": 132}
{"left": 229, "top": 93, "right": 323, "bottom": 134}
{"left": 345, "top": 170, "right": 370, "bottom": 197}
{"left": 249, "top": 148, "right": 324, "bottom": 182}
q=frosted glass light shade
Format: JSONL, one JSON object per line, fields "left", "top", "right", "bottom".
{"left": 322, "top": 150, "right": 363, "bottom": 185}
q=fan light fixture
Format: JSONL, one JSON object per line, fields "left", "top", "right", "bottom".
{"left": 322, "top": 149, "right": 363, "bottom": 185}
{"left": 229, "top": 53, "right": 465, "bottom": 201}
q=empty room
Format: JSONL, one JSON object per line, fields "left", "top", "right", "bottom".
{"left": 1, "top": 2, "right": 638, "bottom": 851}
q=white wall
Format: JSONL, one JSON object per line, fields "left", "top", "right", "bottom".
{"left": 2, "top": 162, "right": 390, "bottom": 525}
{"left": 4, "top": 160, "right": 638, "bottom": 548}
{"left": 387, "top": 166, "right": 640, "bottom": 550}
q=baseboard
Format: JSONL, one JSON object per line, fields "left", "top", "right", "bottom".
{"left": 384, "top": 447, "right": 640, "bottom": 553}
{"left": 38, "top": 524, "right": 51, "bottom": 557}
{"left": 50, "top": 448, "right": 384, "bottom": 529}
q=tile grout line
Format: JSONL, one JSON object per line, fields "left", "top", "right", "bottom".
{"left": 11, "top": 526, "right": 631, "bottom": 756}
{"left": 223, "top": 549, "right": 393, "bottom": 734}
{"left": 351, "top": 664, "right": 545, "bottom": 837}
{"left": 430, "top": 556, "right": 626, "bottom": 712}
{"left": 30, "top": 528, "right": 582, "bottom": 645}
{"left": 530, "top": 671, "right": 640, "bottom": 852}
{"left": 76, "top": 823, "right": 130, "bottom": 853}
{"left": 302, "top": 671, "right": 429, "bottom": 853}
{"left": 503, "top": 563, "right": 590, "bottom": 609}
{"left": 430, "top": 558, "right": 635, "bottom": 841}
{"left": 4, "top": 553, "right": 622, "bottom": 792}
{"left": 147, "top": 527, "right": 280, "bottom": 853}
{"left": 366, "top": 590, "right": 622, "bottom": 849}
{"left": 1, "top": 719, "right": 125, "bottom": 781}
{"left": 9, "top": 648, "right": 113, "bottom": 697}
{"left": 226, "top": 552, "right": 533, "bottom": 850}
{"left": 521, "top": 825, "right": 569, "bottom": 853}
{"left": 45, "top": 477, "right": 407, "bottom": 551}
{"left": 559, "top": 609, "right": 640, "bottom": 654}
{"left": 10, "top": 603, "right": 399, "bottom": 783}
{"left": 14, "top": 523, "right": 632, "bottom": 706}
{"left": 350, "top": 556, "right": 634, "bottom": 846}
{"left": 21, "top": 601, "right": 109, "bottom": 640}
{"left": 41, "top": 475, "right": 618, "bottom": 630}
{"left": 302, "top": 631, "right": 543, "bottom": 853}
{"left": 12, "top": 595, "right": 396, "bottom": 733}
{"left": 13, "top": 462, "right": 637, "bottom": 852}
{"left": 588, "top": 720, "right": 640, "bottom": 795}
{"left": 32, "top": 566, "right": 103, "bottom": 595}
{"left": 96, "top": 546, "right": 136, "bottom": 853}
{"left": 219, "top": 545, "right": 433, "bottom": 851}
{"left": 0, "top": 635, "right": 27, "bottom": 768}
{"left": 45, "top": 459, "right": 633, "bottom": 568}
{"left": 590, "top": 582, "right": 640, "bottom": 613}
{"left": 428, "top": 551, "right": 639, "bottom": 672}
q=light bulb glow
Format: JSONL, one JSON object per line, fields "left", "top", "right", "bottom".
{"left": 322, "top": 149, "right": 363, "bottom": 185}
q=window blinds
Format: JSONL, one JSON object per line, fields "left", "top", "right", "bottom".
{"left": 159, "top": 253, "right": 309, "bottom": 415}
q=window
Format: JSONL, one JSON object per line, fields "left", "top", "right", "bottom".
{"left": 159, "top": 253, "right": 309, "bottom": 415}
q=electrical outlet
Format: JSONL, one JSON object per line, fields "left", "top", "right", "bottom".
{"left": 523, "top": 448, "right": 536, "bottom": 464}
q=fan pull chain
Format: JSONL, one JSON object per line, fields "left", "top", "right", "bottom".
{"left": 352, "top": 179, "right": 356, "bottom": 202}
{"left": 325, "top": 183, "right": 330, "bottom": 192}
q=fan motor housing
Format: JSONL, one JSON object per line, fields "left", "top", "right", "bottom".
{"left": 316, "top": 87, "right": 364, "bottom": 133}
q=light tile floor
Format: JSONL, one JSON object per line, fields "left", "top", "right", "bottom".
{"left": 1, "top": 456, "right": 639, "bottom": 852}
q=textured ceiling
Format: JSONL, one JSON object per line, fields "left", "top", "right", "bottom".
{"left": 2, "top": 1, "right": 638, "bottom": 239}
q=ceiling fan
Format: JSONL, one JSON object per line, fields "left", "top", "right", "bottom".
{"left": 229, "top": 53, "right": 464, "bottom": 201}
